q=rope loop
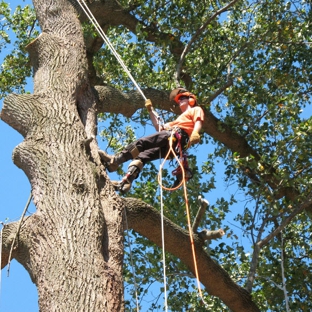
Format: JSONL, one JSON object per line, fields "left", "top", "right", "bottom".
{"left": 158, "top": 131, "right": 206, "bottom": 304}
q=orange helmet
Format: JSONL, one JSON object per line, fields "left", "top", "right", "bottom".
{"left": 169, "top": 88, "right": 197, "bottom": 106}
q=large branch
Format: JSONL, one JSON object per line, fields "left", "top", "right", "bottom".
{"left": 123, "top": 197, "right": 260, "bottom": 312}
{"left": 94, "top": 86, "right": 310, "bottom": 212}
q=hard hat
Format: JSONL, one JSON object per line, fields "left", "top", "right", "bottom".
{"left": 169, "top": 88, "right": 197, "bottom": 106}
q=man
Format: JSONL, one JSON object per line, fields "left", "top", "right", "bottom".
{"left": 99, "top": 88, "right": 205, "bottom": 193}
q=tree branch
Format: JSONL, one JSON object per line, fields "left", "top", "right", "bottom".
{"left": 192, "top": 195, "right": 209, "bottom": 232}
{"left": 123, "top": 197, "right": 260, "bottom": 312}
{"left": 197, "top": 229, "right": 225, "bottom": 240}
{"left": 94, "top": 85, "right": 311, "bottom": 213}
{"left": 175, "top": 0, "right": 240, "bottom": 83}
{"left": 257, "top": 191, "right": 312, "bottom": 248}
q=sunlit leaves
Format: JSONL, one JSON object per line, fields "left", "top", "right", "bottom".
{"left": 0, "top": 2, "right": 39, "bottom": 98}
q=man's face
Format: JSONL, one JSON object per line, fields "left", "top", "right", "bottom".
{"left": 178, "top": 96, "right": 190, "bottom": 112}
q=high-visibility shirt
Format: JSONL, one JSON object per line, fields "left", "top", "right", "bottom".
{"left": 166, "top": 106, "right": 204, "bottom": 136}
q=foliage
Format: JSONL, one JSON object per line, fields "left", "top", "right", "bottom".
{"left": 1, "top": 0, "right": 312, "bottom": 311}
{"left": 0, "top": 1, "right": 39, "bottom": 98}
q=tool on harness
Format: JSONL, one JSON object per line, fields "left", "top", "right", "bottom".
{"left": 170, "top": 127, "right": 189, "bottom": 154}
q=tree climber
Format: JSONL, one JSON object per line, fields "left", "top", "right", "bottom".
{"left": 99, "top": 88, "right": 205, "bottom": 193}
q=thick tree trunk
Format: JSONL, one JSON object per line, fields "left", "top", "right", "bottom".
{"left": 1, "top": 0, "right": 124, "bottom": 311}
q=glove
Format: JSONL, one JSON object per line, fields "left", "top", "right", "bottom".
{"left": 189, "top": 130, "right": 200, "bottom": 145}
{"left": 145, "top": 99, "right": 153, "bottom": 112}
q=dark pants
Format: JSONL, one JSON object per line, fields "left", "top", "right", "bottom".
{"left": 123, "top": 129, "right": 188, "bottom": 166}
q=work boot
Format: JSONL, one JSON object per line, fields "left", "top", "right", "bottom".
{"left": 111, "top": 159, "right": 143, "bottom": 193}
{"left": 99, "top": 150, "right": 127, "bottom": 172}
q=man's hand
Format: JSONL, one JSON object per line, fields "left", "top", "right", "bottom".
{"left": 189, "top": 130, "right": 200, "bottom": 145}
{"left": 145, "top": 99, "right": 153, "bottom": 112}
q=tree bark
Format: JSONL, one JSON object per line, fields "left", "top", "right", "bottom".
{"left": 1, "top": 0, "right": 124, "bottom": 311}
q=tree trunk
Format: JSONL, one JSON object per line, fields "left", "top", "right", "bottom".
{"left": 1, "top": 0, "right": 124, "bottom": 310}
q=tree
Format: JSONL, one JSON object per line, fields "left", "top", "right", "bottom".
{"left": 1, "top": 0, "right": 311, "bottom": 311}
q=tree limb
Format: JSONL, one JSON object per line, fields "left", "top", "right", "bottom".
{"left": 123, "top": 197, "right": 260, "bottom": 312}
{"left": 257, "top": 191, "right": 312, "bottom": 248}
{"left": 175, "top": 0, "right": 240, "bottom": 83}
{"left": 192, "top": 195, "right": 209, "bottom": 232}
{"left": 197, "top": 229, "right": 225, "bottom": 240}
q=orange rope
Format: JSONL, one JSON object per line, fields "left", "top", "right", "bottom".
{"left": 157, "top": 132, "right": 204, "bottom": 301}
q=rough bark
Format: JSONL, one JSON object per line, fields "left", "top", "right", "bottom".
{"left": 1, "top": 0, "right": 124, "bottom": 311}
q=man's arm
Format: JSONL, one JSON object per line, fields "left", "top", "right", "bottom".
{"left": 145, "top": 99, "right": 162, "bottom": 131}
{"left": 193, "top": 120, "right": 203, "bottom": 133}
{"left": 189, "top": 120, "right": 203, "bottom": 145}
{"left": 149, "top": 110, "right": 162, "bottom": 131}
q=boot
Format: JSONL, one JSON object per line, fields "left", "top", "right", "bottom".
{"left": 99, "top": 150, "right": 127, "bottom": 172}
{"left": 112, "top": 159, "right": 143, "bottom": 193}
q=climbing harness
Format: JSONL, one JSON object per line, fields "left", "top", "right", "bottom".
{"left": 158, "top": 128, "right": 192, "bottom": 191}
{"left": 171, "top": 153, "right": 193, "bottom": 188}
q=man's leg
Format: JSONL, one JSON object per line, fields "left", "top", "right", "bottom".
{"left": 113, "top": 144, "right": 174, "bottom": 193}
{"left": 99, "top": 131, "right": 170, "bottom": 172}
{"left": 112, "top": 159, "right": 144, "bottom": 193}
{"left": 99, "top": 142, "right": 139, "bottom": 172}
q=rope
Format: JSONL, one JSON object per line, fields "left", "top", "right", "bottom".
{"left": 157, "top": 118, "right": 168, "bottom": 312}
{"left": 123, "top": 208, "right": 140, "bottom": 312}
{"left": 158, "top": 133, "right": 204, "bottom": 302}
{"left": 76, "top": 0, "right": 147, "bottom": 101}
{"left": 159, "top": 160, "right": 168, "bottom": 312}
{"left": 76, "top": 0, "right": 203, "bottom": 305}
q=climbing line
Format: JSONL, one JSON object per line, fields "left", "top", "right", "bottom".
{"left": 157, "top": 132, "right": 204, "bottom": 302}
{"left": 76, "top": 0, "right": 147, "bottom": 101}
{"left": 159, "top": 166, "right": 169, "bottom": 311}
{"left": 157, "top": 119, "right": 168, "bottom": 312}
{"left": 123, "top": 208, "right": 140, "bottom": 312}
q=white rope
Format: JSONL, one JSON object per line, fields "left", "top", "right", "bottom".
{"left": 76, "top": 0, "right": 147, "bottom": 101}
{"left": 7, "top": 193, "right": 32, "bottom": 277}
{"left": 76, "top": 2, "right": 168, "bottom": 308}
{"left": 159, "top": 168, "right": 168, "bottom": 311}
{"left": 158, "top": 118, "right": 168, "bottom": 312}
{"left": 123, "top": 208, "right": 140, "bottom": 312}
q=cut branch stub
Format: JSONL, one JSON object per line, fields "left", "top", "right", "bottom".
{"left": 1, "top": 94, "right": 39, "bottom": 137}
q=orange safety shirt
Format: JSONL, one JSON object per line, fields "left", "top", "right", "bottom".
{"left": 166, "top": 106, "right": 204, "bottom": 136}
